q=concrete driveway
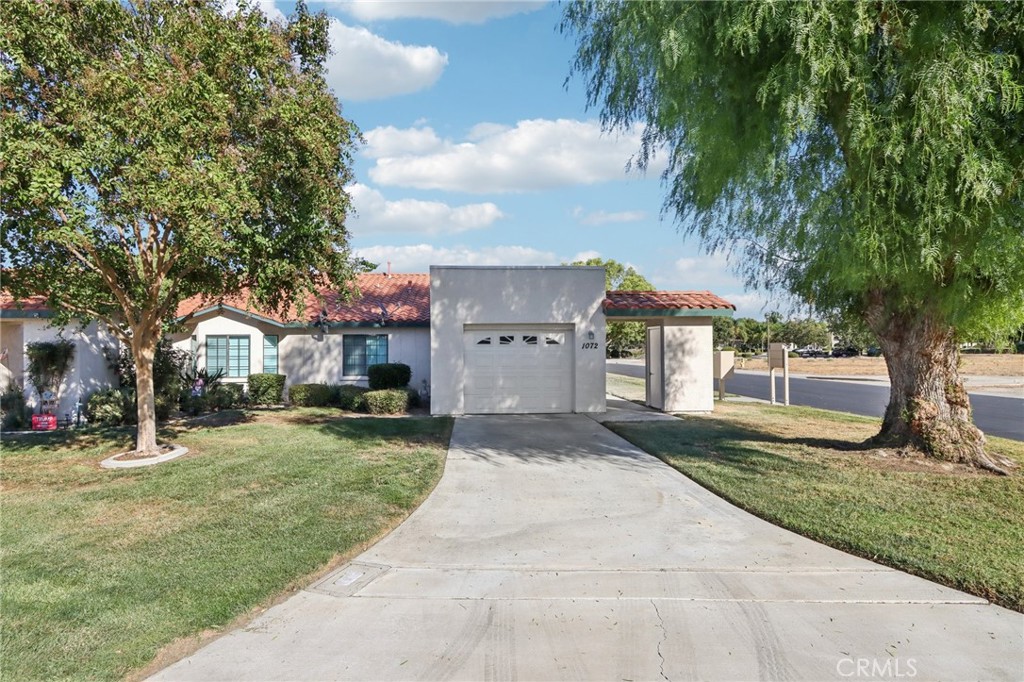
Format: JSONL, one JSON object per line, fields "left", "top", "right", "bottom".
{"left": 154, "top": 414, "right": 1023, "bottom": 681}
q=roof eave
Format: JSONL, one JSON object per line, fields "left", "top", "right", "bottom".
{"left": 603, "top": 308, "right": 735, "bottom": 318}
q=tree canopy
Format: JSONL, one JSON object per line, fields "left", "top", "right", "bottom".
{"left": 564, "top": 2, "right": 1024, "bottom": 471}
{"left": 570, "top": 257, "right": 653, "bottom": 356}
{"left": 1, "top": 0, "right": 360, "bottom": 452}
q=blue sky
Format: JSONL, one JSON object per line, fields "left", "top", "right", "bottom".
{"left": 253, "top": 1, "right": 772, "bottom": 316}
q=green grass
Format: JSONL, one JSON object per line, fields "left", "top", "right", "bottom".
{"left": 1, "top": 409, "right": 453, "bottom": 681}
{"left": 606, "top": 372, "right": 647, "bottom": 402}
{"left": 606, "top": 400, "right": 1024, "bottom": 612}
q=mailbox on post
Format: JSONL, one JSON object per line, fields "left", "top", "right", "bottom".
{"left": 713, "top": 350, "right": 735, "bottom": 401}
{"left": 768, "top": 343, "right": 790, "bottom": 406}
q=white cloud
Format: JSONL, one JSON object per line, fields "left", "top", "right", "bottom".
{"left": 336, "top": 1, "right": 543, "bottom": 25}
{"left": 347, "top": 184, "right": 504, "bottom": 235}
{"left": 571, "top": 250, "right": 602, "bottom": 263}
{"left": 324, "top": 20, "right": 447, "bottom": 101}
{"left": 365, "top": 119, "right": 664, "bottom": 193}
{"left": 355, "top": 244, "right": 559, "bottom": 273}
{"left": 363, "top": 126, "right": 445, "bottom": 159}
{"left": 221, "top": 0, "right": 286, "bottom": 23}
{"left": 572, "top": 206, "right": 648, "bottom": 226}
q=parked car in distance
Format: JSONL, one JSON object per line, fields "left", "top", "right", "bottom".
{"left": 831, "top": 346, "right": 861, "bottom": 358}
{"left": 866, "top": 346, "right": 883, "bottom": 357}
{"left": 795, "top": 346, "right": 829, "bottom": 358}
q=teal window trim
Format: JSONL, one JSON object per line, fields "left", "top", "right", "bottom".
{"left": 207, "top": 335, "right": 250, "bottom": 378}
{"left": 342, "top": 334, "right": 388, "bottom": 376}
{"left": 263, "top": 335, "right": 279, "bottom": 374}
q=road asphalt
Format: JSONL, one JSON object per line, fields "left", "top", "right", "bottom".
{"left": 153, "top": 414, "right": 1023, "bottom": 681}
{"left": 607, "top": 360, "right": 1024, "bottom": 441}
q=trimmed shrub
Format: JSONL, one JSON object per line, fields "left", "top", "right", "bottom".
{"left": 788, "top": 351, "right": 800, "bottom": 358}
{"left": 181, "top": 394, "right": 209, "bottom": 417}
{"left": 248, "top": 373, "right": 286, "bottom": 405}
{"left": 367, "top": 363, "right": 411, "bottom": 390}
{"left": 1, "top": 384, "right": 31, "bottom": 430}
{"left": 155, "top": 393, "right": 175, "bottom": 420}
{"left": 209, "top": 384, "right": 244, "bottom": 411}
{"left": 335, "top": 385, "right": 369, "bottom": 411}
{"left": 289, "top": 383, "right": 332, "bottom": 407}
{"left": 405, "top": 387, "right": 421, "bottom": 408}
{"left": 363, "top": 388, "right": 409, "bottom": 415}
{"left": 86, "top": 388, "right": 129, "bottom": 426}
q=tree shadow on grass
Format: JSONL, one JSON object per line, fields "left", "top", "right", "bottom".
{"left": 608, "top": 417, "right": 880, "bottom": 479}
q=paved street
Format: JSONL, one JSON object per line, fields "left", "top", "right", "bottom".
{"left": 607, "top": 360, "right": 1024, "bottom": 441}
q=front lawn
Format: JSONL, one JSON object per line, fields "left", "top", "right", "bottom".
{"left": 1, "top": 409, "right": 452, "bottom": 681}
{"left": 606, "top": 400, "right": 1024, "bottom": 612}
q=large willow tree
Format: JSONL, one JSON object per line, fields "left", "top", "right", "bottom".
{"left": 564, "top": 2, "right": 1024, "bottom": 473}
{"left": 1, "top": 0, "right": 360, "bottom": 454}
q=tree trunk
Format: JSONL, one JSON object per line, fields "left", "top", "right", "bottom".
{"left": 865, "top": 297, "right": 1010, "bottom": 475}
{"left": 132, "top": 337, "right": 159, "bottom": 455}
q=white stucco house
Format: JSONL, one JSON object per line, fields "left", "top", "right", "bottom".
{"left": 1, "top": 266, "right": 734, "bottom": 420}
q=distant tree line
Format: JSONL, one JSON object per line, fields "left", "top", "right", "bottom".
{"left": 713, "top": 315, "right": 831, "bottom": 354}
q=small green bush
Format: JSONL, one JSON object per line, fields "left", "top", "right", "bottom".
{"left": 720, "top": 346, "right": 738, "bottom": 352}
{"left": 155, "top": 393, "right": 175, "bottom": 420}
{"left": 405, "top": 387, "right": 421, "bottom": 408}
{"left": 209, "top": 384, "right": 244, "bottom": 411}
{"left": 86, "top": 388, "right": 129, "bottom": 426}
{"left": 367, "top": 363, "right": 411, "bottom": 390}
{"left": 1, "top": 384, "right": 30, "bottom": 430}
{"left": 363, "top": 388, "right": 409, "bottom": 415}
{"left": 336, "top": 385, "right": 369, "bottom": 411}
{"left": 289, "top": 383, "right": 332, "bottom": 407}
{"left": 181, "top": 394, "right": 209, "bottom": 417}
{"left": 788, "top": 351, "right": 800, "bottom": 358}
{"left": 248, "top": 373, "right": 286, "bottom": 405}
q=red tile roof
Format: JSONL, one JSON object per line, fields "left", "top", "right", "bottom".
{"left": 603, "top": 290, "right": 736, "bottom": 311}
{"left": 0, "top": 292, "right": 50, "bottom": 313}
{"left": 175, "top": 273, "right": 431, "bottom": 326}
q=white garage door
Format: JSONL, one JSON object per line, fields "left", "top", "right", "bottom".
{"left": 464, "top": 328, "right": 573, "bottom": 413}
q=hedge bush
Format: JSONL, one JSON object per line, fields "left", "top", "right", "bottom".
{"left": 86, "top": 389, "right": 129, "bottom": 426}
{"left": 1, "top": 384, "right": 31, "bottom": 430}
{"left": 289, "top": 383, "right": 332, "bottom": 407}
{"left": 248, "top": 373, "right": 286, "bottom": 405}
{"left": 367, "top": 363, "right": 411, "bottom": 390}
{"left": 405, "top": 387, "right": 421, "bottom": 408}
{"left": 335, "top": 385, "right": 369, "bottom": 411}
{"left": 209, "top": 384, "right": 244, "bottom": 410}
{"left": 363, "top": 388, "right": 409, "bottom": 415}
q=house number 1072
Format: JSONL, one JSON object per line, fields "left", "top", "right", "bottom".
{"left": 581, "top": 342, "right": 599, "bottom": 350}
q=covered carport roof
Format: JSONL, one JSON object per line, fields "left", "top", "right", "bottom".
{"left": 603, "top": 290, "right": 736, "bottom": 318}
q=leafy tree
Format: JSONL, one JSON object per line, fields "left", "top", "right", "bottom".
{"left": 1, "top": 0, "right": 360, "bottom": 454}
{"left": 564, "top": 2, "right": 1024, "bottom": 472}
{"left": 25, "top": 339, "right": 76, "bottom": 406}
{"left": 570, "top": 257, "right": 653, "bottom": 356}
{"left": 777, "top": 319, "right": 831, "bottom": 350}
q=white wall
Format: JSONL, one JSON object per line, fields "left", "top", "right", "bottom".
{"left": 657, "top": 317, "right": 715, "bottom": 413}
{"left": 430, "top": 266, "right": 607, "bottom": 415}
{"left": 281, "top": 327, "right": 429, "bottom": 391}
{"left": 172, "top": 312, "right": 270, "bottom": 383}
{"left": 173, "top": 310, "right": 430, "bottom": 395}
{"left": 17, "top": 319, "right": 119, "bottom": 419}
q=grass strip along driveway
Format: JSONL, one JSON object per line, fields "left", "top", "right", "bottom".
{"left": 1, "top": 409, "right": 452, "bottom": 681}
{"left": 606, "top": 397, "right": 1024, "bottom": 613}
